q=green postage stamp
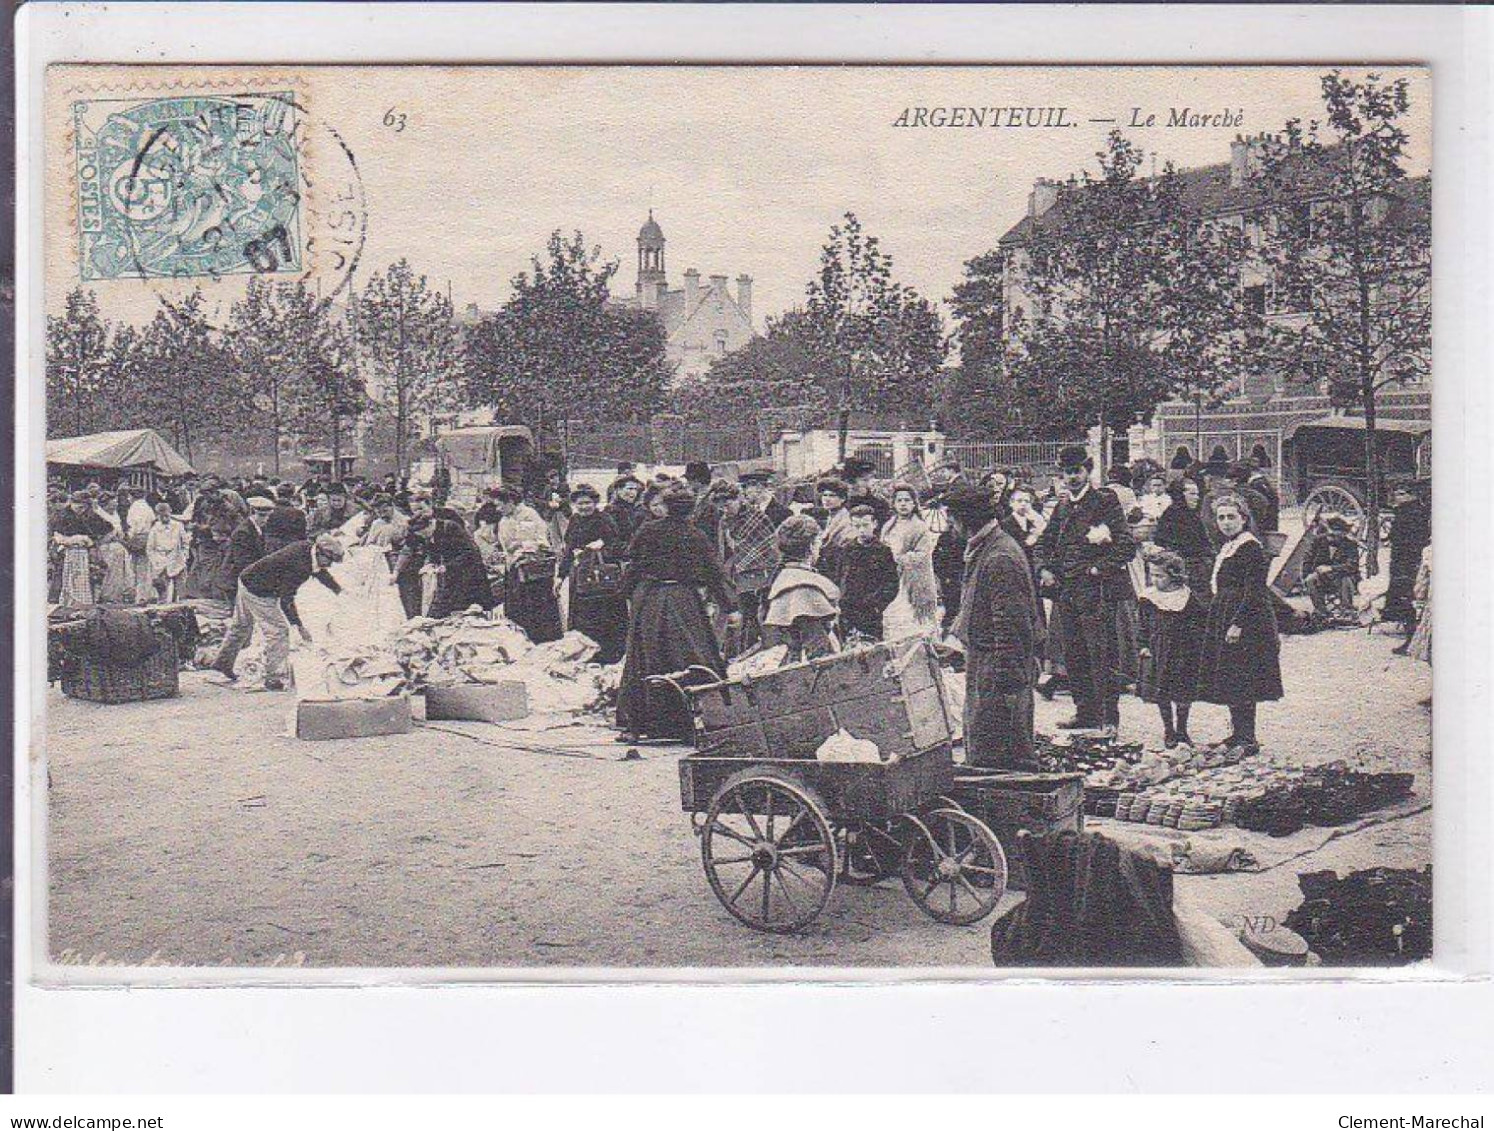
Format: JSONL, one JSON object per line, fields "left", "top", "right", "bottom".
{"left": 73, "top": 92, "right": 304, "bottom": 281}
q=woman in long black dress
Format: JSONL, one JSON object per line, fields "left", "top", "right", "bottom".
{"left": 616, "top": 483, "right": 737, "bottom": 742}
{"left": 426, "top": 516, "right": 499, "bottom": 619}
{"left": 557, "top": 483, "right": 627, "bottom": 664}
{"left": 1194, "top": 495, "right": 1282, "bottom": 754}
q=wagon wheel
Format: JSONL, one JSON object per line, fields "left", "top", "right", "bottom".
{"left": 900, "top": 808, "right": 1008, "bottom": 926}
{"left": 1303, "top": 479, "right": 1365, "bottom": 527}
{"left": 839, "top": 820, "right": 905, "bottom": 886}
{"left": 701, "top": 771, "right": 838, "bottom": 933}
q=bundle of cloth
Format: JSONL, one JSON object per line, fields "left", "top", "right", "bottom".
{"left": 991, "top": 829, "right": 1186, "bottom": 967}
{"left": 1283, "top": 866, "right": 1432, "bottom": 965}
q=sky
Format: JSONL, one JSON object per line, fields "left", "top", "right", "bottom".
{"left": 46, "top": 65, "right": 1432, "bottom": 328}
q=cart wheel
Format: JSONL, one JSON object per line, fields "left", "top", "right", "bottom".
{"left": 839, "top": 821, "right": 904, "bottom": 886}
{"left": 900, "top": 808, "right": 1008, "bottom": 926}
{"left": 701, "top": 771, "right": 838, "bottom": 933}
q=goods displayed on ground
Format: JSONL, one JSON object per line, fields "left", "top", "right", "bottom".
{"left": 668, "top": 640, "right": 1011, "bottom": 933}
{"left": 49, "top": 604, "right": 200, "bottom": 704}
{"left": 1283, "top": 866, "right": 1432, "bottom": 966}
{"left": 1065, "top": 735, "right": 1414, "bottom": 836}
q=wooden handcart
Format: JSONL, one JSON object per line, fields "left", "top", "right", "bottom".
{"left": 661, "top": 641, "right": 1009, "bottom": 934}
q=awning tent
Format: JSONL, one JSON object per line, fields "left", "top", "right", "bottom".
{"left": 45, "top": 429, "right": 195, "bottom": 478}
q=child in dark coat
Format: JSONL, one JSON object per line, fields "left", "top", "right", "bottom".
{"left": 833, "top": 505, "right": 901, "bottom": 644}
{"left": 1136, "top": 546, "right": 1207, "bottom": 748}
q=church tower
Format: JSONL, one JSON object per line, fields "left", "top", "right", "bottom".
{"left": 636, "top": 210, "right": 667, "bottom": 309}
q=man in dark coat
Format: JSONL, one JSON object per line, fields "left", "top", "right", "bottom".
{"left": 947, "top": 485, "right": 1041, "bottom": 769}
{"left": 216, "top": 496, "right": 271, "bottom": 599}
{"left": 1384, "top": 483, "right": 1431, "bottom": 649}
{"left": 1035, "top": 445, "right": 1135, "bottom": 737}
{"left": 264, "top": 483, "right": 308, "bottom": 554}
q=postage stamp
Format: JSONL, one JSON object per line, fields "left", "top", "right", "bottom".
{"left": 73, "top": 91, "right": 304, "bottom": 281}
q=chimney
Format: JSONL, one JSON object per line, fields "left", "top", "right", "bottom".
{"left": 736, "top": 275, "right": 753, "bottom": 323}
{"left": 1230, "top": 134, "right": 1250, "bottom": 188}
{"left": 684, "top": 268, "right": 700, "bottom": 307}
{"left": 1028, "top": 177, "right": 1059, "bottom": 219}
{"left": 709, "top": 274, "right": 729, "bottom": 302}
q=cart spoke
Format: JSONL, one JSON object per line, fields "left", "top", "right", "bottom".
{"left": 761, "top": 868, "right": 772, "bottom": 922}
{"left": 777, "top": 857, "right": 820, "bottom": 888}
{"left": 735, "top": 790, "right": 765, "bottom": 842}
{"left": 765, "top": 786, "right": 776, "bottom": 841}
{"left": 922, "top": 876, "right": 942, "bottom": 901}
{"left": 779, "top": 843, "right": 830, "bottom": 859}
{"left": 773, "top": 807, "right": 809, "bottom": 848}
{"left": 963, "top": 863, "right": 1000, "bottom": 877}
{"left": 773, "top": 869, "right": 803, "bottom": 918}
{"left": 728, "top": 864, "right": 762, "bottom": 908}
{"left": 948, "top": 880, "right": 957, "bottom": 916}
{"left": 710, "top": 854, "right": 756, "bottom": 867}
{"left": 708, "top": 820, "right": 756, "bottom": 849}
{"left": 956, "top": 872, "right": 984, "bottom": 904}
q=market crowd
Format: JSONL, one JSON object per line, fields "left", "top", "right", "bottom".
{"left": 47, "top": 445, "right": 1431, "bottom": 763}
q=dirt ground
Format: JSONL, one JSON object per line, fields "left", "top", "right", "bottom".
{"left": 44, "top": 622, "right": 1431, "bottom": 969}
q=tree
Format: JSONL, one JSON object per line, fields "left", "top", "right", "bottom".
{"left": 464, "top": 230, "right": 672, "bottom": 439}
{"left": 353, "top": 259, "right": 461, "bottom": 475}
{"left": 227, "top": 280, "right": 367, "bottom": 477}
{"left": 279, "top": 284, "right": 367, "bottom": 477}
{"left": 804, "top": 213, "right": 948, "bottom": 457}
{"left": 1002, "top": 132, "right": 1250, "bottom": 465}
{"left": 943, "top": 247, "right": 1056, "bottom": 436}
{"left": 46, "top": 288, "right": 109, "bottom": 436}
{"left": 671, "top": 308, "right": 831, "bottom": 425}
{"left": 225, "top": 278, "right": 302, "bottom": 475}
{"left": 1254, "top": 71, "right": 1431, "bottom": 573}
{"left": 131, "top": 290, "right": 246, "bottom": 462}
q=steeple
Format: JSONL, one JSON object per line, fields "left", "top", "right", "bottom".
{"left": 636, "top": 210, "right": 667, "bottom": 308}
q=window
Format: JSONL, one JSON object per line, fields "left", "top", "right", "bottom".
{"left": 714, "top": 330, "right": 728, "bottom": 355}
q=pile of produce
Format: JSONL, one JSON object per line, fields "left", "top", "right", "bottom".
{"left": 1283, "top": 866, "right": 1432, "bottom": 966}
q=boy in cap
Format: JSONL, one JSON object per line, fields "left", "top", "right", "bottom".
{"left": 1034, "top": 444, "right": 1135, "bottom": 738}
{"left": 740, "top": 468, "right": 791, "bottom": 530}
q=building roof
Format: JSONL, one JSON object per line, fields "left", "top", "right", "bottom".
{"left": 45, "top": 428, "right": 195, "bottom": 477}
{"left": 639, "top": 211, "right": 665, "bottom": 245}
{"left": 998, "top": 144, "right": 1427, "bottom": 248}
{"left": 1285, "top": 414, "right": 1432, "bottom": 441}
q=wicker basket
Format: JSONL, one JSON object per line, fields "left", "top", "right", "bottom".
{"left": 61, "top": 632, "right": 181, "bottom": 704}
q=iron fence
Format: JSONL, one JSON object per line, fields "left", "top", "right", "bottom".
{"left": 942, "top": 440, "right": 1072, "bottom": 478}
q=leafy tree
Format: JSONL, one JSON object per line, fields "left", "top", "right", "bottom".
{"left": 353, "top": 259, "right": 461, "bottom": 474}
{"left": 1254, "top": 71, "right": 1431, "bottom": 572}
{"left": 804, "top": 213, "right": 948, "bottom": 455}
{"left": 46, "top": 288, "right": 109, "bottom": 436}
{"left": 464, "top": 230, "right": 672, "bottom": 438}
{"left": 224, "top": 279, "right": 367, "bottom": 477}
{"left": 1001, "top": 132, "right": 1250, "bottom": 464}
{"left": 225, "top": 278, "right": 302, "bottom": 475}
{"left": 279, "top": 284, "right": 367, "bottom": 477}
{"left": 132, "top": 290, "right": 246, "bottom": 462}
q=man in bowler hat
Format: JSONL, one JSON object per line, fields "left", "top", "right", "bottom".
{"left": 1034, "top": 445, "right": 1135, "bottom": 738}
